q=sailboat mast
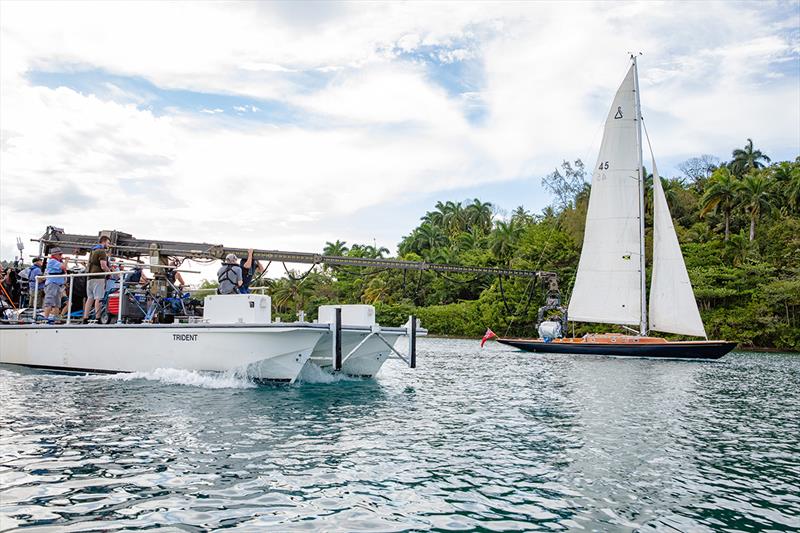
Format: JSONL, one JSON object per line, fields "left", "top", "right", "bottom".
{"left": 632, "top": 54, "right": 647, "bottom": 336}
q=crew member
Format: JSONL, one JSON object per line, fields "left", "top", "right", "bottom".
{"left": 217, "top": 254, "right": 243, "bottom": 295}
{"left": 124, "top": 265, "right": 149, "bottom": 285}
{"left": 239, "top": 249, "right": 263, "bottom": 293}
{"left": 43, "top": 248, "right": 67, "bottom": 323}
{"left": 167, "top": 258, "right": 185, "bottom": 290}
{"left": 28, "top": 258, "right": 44, "bottom": 307}
{"left": 84, "top": 236, "right": 111, "bottom": 323}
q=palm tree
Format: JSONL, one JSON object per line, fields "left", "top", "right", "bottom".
{"left": 768, "top": 160, "right": 800, "bottom": 214}
{"left": 465, "top": 199, "right": 493, "bottom": 233}
{"left": 362, "top": 278, "right": 391, "bottom": 304}
{"left": 323, "top": 240, "right": 348, "bottom": 256}
{"left": 723, "top": 230, "right": 754, "bottom": 266}
{"left": 510, "top": 206, "right": 532, "bottom": 225}
{"left": 490, "top": 220, "right": 522, "bottom": 266}
{"left": 443, "top": 201, "right": 467, "bottom": 235}
{"left": 787, "top": 167, "right": 800, "bottom": 213}
{"left": 736, "top": 172, "right": 774, "bottom": 241}
{"left": 731, "top": 138, "right": 771, "bottom": 176}
{"left": 701, "top": 167, "right": 738, "bottom": 241}
{"left": 361, "top": 245, "right": 390, "bottom": 259}
{"left": 661, "top": 177, "right": 684, "bottom": 206}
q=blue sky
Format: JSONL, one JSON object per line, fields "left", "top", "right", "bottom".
{"left": 1, "top": 1, "right": 798, "bottom": 276}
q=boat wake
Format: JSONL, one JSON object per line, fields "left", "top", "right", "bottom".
{"left": 296, "top": 362, "right": 363, "bottom": 384}
{"left": 90, "top": 367, "right": 257, "bottom": 389}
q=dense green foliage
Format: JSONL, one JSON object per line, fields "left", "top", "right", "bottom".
{"left": 221, "top": 140, "right": 800, "bottom": 351}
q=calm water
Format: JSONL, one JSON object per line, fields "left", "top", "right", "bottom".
{"left": 1, "top": 338, "right": 798, "bottom": 532}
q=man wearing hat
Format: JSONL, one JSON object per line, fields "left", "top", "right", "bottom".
{"left": 28, "top": 257, "right": 44, "bottom": 307}
{"left": 43, "top": 247, "right": 68, "bottom": 322}
{"left": 216, "top": 253, "right": 243, "bottom": 295}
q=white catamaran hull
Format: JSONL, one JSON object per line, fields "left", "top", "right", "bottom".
{"left": 0, "top": 325, "right": 326, "bottom": 383}
{"left": 309, "top": 328, "right": 410, "bottom": 377}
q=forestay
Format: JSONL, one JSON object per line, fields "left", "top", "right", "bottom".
{"left": 568, "top": 65, "right": 642, "bottom": 326}
{"left": 648, "top": 159, "right": 707, "bottom": 338}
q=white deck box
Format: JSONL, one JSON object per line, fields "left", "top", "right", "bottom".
{"left": 318, "top": 305, "right": 375, "bottom": 327}
{"left": 203, "top": 294, "right": 272, "bottom": 324}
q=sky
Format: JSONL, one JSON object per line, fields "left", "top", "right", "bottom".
{"left": 1, "top": 1, "right": 799, "bottom": 281}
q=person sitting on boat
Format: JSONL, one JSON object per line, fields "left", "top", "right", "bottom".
{"left": 217, "top": 254, "right": 243, "bottom": 295}
{"left": 239, "top": 249, "right": 262, "bottom": 294}
{"left": 167, "top": 259, "right": 185, "bottom": 291}
{"left": 42, "top": 248, "right": 67, "bottom": 323}
{"left": 83, "top": 236, "right": 111, "bottom": 323}
{"left": 124, "top": 265, "right": 149, "bottom": 285}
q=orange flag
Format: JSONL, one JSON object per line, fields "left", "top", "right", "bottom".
{"left": 480, "top": 328, "right": 497, "bottom": 347}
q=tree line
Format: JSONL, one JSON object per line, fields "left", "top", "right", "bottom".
{"left": 204, "top": 139, "right": 799, "bottom": 351}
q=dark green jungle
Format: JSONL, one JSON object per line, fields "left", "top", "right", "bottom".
{"left": 206, "top": 140, "right": 800, "bottom": 351}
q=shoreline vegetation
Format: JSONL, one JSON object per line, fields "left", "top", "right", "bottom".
{"left": 197, "top": 140, "right": 798, "bottom": 352}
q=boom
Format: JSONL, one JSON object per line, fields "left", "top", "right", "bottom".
{"left": 36, "top": 226, "right": 559, "bottom": 290}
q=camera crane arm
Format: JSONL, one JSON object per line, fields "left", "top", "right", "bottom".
{"left": 35, "top": 226, "right": 560, "bottom": 291}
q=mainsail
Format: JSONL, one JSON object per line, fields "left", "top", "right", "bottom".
{"left": 649, "top": 159, "right": 707, "bottom": 337}
{"left": 567, "top": 65, "right": 643, "bottom": 326}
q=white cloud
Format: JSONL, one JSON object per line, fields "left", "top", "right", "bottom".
{"left": 1, "top": 0, "right": 798, "bottom": 270}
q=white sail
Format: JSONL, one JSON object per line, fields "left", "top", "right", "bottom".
{"left": 568, "top": 65, "right": 643, "bottom": 326}
{"left": 649, "top": 160, "right": 707, "bottom": 337}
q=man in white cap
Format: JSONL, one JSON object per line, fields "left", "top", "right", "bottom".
{"left": 216, "top": 253, "right": 243, "bottom": 295}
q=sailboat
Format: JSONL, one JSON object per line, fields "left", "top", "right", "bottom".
{"left": 498, "top": 56, "right": 736, "bottom": 360}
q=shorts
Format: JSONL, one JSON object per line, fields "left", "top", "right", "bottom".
{"left": 43, "top": 284, "right": 63, "bottom": 307}
{"left": 87, "top": 278, "right": 106, "bottom": 300}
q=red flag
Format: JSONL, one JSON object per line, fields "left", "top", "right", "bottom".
{"left": 480, "top": 328, "right": 497, "bottom": 347}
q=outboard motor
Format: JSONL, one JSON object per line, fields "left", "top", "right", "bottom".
{"left": 538, "top": 321, "right": 562, "bottom": 342}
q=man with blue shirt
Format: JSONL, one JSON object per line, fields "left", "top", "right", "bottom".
{"left": 28, "top": 258, "right": 44, "bottom": 307}
{"left": 43, "top": 248, "right": 67, "bottom": 322}
{"left": 239, "top": 249, "right": 263, "bottom": 294}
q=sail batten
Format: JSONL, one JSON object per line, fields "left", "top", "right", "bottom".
{"left": 567, "top": 65, "right": 643, "bottom": 326}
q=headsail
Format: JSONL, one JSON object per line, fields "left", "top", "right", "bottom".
{"left": 568, "top": 65, "right": 642, "bottom": 326}
{"left": 649, "top": 159, "right": 707, "bottom": 338}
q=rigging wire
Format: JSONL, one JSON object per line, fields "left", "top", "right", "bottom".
{"left": 282, "top": 262, "right": 317, "bottom": 283}
{"left": 433, "top": 270, "right": 484, "bottom": 285}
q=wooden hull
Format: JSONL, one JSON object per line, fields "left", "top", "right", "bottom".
{"left": 498, "top": 337, "right": 736, "bottom": 360}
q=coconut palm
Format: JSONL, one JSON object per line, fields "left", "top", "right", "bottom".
{"left": 736, "top": 172, "right": 774, "bottom": 241}
{"left": 768, "top": 160, "right": 800, "bottom": 213}
{"left": 701, "top": 167, "right": 738, "bottom": 241}
{"left": 731, "top": 138, "right": 771, "bottom": 176}
{"left": 787, "top": 167, "right": 800, "bottom": 213}
{"left": 362, "top": 278, "right": 391, "bottom": 304}
{"left": 491, "top": 220, "right": 522, "bottom": 266}
{"left": 511, "top": 206, "right": 533, "bottom": 224}
{"left": 465, "top": 199, "right": 493, "bottom": 233}
{"left": 323, "top": 240, "right": 348, "bottom": 256}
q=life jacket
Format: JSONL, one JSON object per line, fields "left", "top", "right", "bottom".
{"left": 217, "top": 264, "right": 239, "bottom": 294}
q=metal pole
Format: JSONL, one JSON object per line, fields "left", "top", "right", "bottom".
{"left": 410, "top": 315, "right": 417, "bottom": 369}
{"left": 334, "top": 307, "right": 342, "bottom": 371}
{"left": 632, "top": 54, "right": 648, "bottom": 337}
{"left": 117, "top": 272, "right": 125, "bottom": 324}
{"left": 67, "top": 279, "right": 74, "bottom": 324}
{"left": 32, "top": 276, "right": 39, "bottom": 321}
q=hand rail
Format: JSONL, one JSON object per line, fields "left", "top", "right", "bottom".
{"left": 32, "top": 271, "right": 127, "bottom": 324}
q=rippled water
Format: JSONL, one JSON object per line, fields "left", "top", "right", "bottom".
{"left": 1, "top": 338, "right": 798, "bottom": 531}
